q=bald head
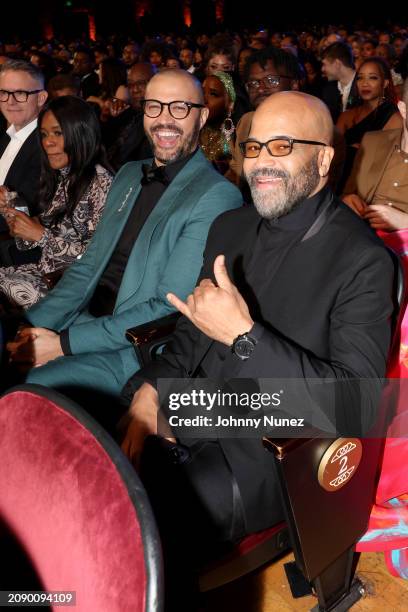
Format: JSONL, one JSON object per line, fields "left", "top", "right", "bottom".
{"left": 143, "top": 68, "right": 208, "bottom": 166}
{"left": 252, "top": 91, "right": 333, "bottom": 145}
{"left": 145, "top": 68, "right": 204, "bottom": 105}
{"left": 128, "top": 62, "right": 156, "bottom": 110}
{"left": 244, "top": 91, "right": 335, "bottom": 220}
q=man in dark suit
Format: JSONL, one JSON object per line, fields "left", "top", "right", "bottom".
{"left": 105, "top": 62, "right": 155, "bottom": 170}
{"left": 120, "top": 92, "right": 394, "bottom": 581}
{"left": 321, "top": 42, "right": 359, "bottom": 123}
{"left": 0, "top": 60, "right": 48, "bottom": 219}
{"left": 72, "top": 48, "right": 100, "bottom": 99}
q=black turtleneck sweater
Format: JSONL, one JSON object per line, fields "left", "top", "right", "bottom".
{"left": 200, "top": 185, "right": 333, "bottom": 379}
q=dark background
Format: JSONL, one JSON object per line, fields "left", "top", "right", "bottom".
{"left": 3, "top": 1, "right": 408, "bottom": 41}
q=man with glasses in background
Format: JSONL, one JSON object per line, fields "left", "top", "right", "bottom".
{"left": 226, "top": 46, "right": 302, "bottom": 188}
{"left": 120, "top": 92, "right": 394, "bottom": 602}
{"left": 4, "top": 69, "right": 241, "bottom": 424}
{"left": 106, "top": 62, "right": 156, "bottom": 171}
{"left": 0, "top": 60, "right": 48, "bottom": 231}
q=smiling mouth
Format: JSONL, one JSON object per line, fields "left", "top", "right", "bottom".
{"left": 153, "top": 130, "right": 181, "bottom": 148}
{"left": 255, "top": 176, "right": 283, "bottom": 188}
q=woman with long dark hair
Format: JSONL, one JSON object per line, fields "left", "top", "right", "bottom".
{"left": 336, "top": 57, "right": 402, "bottom": 189}
{"left": 0, "top": 95, "right": 113, "bottom": 309}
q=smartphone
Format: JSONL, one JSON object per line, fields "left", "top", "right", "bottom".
{"left": 14, "top": 205, "right": 30, "bottom": 215}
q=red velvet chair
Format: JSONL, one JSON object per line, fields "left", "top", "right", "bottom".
{"left": 0, "top": 385, "right": 164, "bottom": 612}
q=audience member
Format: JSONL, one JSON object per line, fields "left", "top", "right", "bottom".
{"left": 0, "top": 96, "right": 113, "bottom": 309}
{"left": 120, "top": 91, "right": 394, "bottom": 605}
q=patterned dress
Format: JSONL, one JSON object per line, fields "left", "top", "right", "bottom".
{"left": 0, "top": 165, "right": 113, "bottom": 309}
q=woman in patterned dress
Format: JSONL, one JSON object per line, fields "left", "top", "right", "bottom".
{"left": 0, "top": 96, "right": 113, "bottom": 309}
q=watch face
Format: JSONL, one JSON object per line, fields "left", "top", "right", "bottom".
{"left": 235, "top": 337, "right": 255, "bottom": 359}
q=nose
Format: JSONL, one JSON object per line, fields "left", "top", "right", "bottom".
{"left": 160, "top": 104, "right": 174, "bottom": 121}
{"left": 43, "top": 135, "right": 57, "bottom": 149}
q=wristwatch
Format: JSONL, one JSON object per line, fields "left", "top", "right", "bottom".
{"left": 231, "top": 331, "right": 257, "bottom": 360}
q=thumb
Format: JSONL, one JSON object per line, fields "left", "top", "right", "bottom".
{"left": 213, "top": 254, "right": 234, "bottom": 292}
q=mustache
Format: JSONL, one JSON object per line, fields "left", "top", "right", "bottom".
{"left": 151, "top": 123, "right": 183, "bottom": 136}
{"left": 247, "top": 167, "right": 289, "bottom": 182}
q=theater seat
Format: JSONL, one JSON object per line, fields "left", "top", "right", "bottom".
{"left": 0, "top": 385, "right": 164, "bottom": 612}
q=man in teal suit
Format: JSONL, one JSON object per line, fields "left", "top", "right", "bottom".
{"left": 7, "top": 70, "right": 241, "bottom": 416}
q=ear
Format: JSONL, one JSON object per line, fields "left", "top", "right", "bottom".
{"left": 38, "top": 89, "right": 48, "bottom": 108}
{"left": 383, "top": 78, "right": 389, "bottom": 94}
{"left": 398, "top": 100, "right": 406, "bottom": 121}
{"left": 199, "top": 105, "right": 209, "bottom": 129}
{"left": 318, "top": 146, "right": 334, "bottom": 177}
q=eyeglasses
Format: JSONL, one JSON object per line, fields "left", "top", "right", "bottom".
{"left": 0, "top": 89, "right": 43, "bottom": 103}
{"left": 142, "top": 99, "right": 205, "bottom": 119}
{"left": 239, "top": 137, "right": 327, "bottom": 158}
{"left": 245, "top": 74, "right": 291, "bottom": 90}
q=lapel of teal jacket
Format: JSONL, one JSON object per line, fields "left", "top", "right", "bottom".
{"left": 115, "top": 149, "right": 208, "bottom": 308}
{"left": 93, "top": 163, "right": 144, "bottom": 279}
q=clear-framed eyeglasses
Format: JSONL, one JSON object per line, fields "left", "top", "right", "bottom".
{"left": 142, "top": 99, "right": 205, "bottom": 120}
{"left": 0, "top": 89, "right": 43, "bottom": 103}
{"left": 245, "top": 74, "right": 291, "bottom": 90}
{"left": 239, "top": 137, "right": 327, "bottom": 158}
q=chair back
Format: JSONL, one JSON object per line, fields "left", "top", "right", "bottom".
{"left": 0, "top": 384, "right": 164, "bottom": 612}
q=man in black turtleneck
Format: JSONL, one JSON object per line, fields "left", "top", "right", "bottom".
{"left": 120, "top": 92, "right": 394, "bottom": 576}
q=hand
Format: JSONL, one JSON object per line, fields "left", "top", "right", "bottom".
{"left": 109, "top": 97, "right": 130, "bottom": 117}
{"left": 364, "top": 204, "right": 408, "bottom": 232}
{"left": 167, "top": 254, "right": 254, "bottom": 346}
{"left": 0, "top": 186, "right": 10, "bottom": 208}
{"left": 7, "top": 327, "right": 63, "bottom": 368}
{"left": 342, "top": 193, "right": 368, "bottom": 216}
{"left": 120, "top": 383, "right": 174, "bottom": 469}
{"left": 7, "top": 211, "right": 44, "bottom": 241}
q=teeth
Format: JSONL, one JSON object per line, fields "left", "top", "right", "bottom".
{"left": 156, "top": 131, "right": 179, "bottom": 137}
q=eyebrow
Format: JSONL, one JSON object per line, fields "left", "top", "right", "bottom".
{"left": 41, "top": 124, "right": 61, "bottom": 130}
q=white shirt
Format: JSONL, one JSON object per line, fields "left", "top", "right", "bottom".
{"left": 0, "top": 118, "right": 38, "bottom": 185}
{"left": 337, "top": 73, "right": 355, "bottom": 112}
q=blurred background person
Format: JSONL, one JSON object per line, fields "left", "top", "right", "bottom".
{"left": 336, "top": 56, "right": 402, "bottom": 189}
{"left": 200, "top": 71, "right": 236, "bottom": 174}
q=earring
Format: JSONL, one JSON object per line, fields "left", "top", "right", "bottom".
{"left": 221, "top": 112, "right": 235, "bottom": 142}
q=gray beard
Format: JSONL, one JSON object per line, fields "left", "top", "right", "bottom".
{"left": 247, "top": 155, "right": 321, "bottom": 220}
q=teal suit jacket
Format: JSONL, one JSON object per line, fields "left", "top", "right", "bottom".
{"left": 26, "top": 149, "right": 242, "bottom": 396}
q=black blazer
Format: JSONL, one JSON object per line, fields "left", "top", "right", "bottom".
{"left": 0, "top": 128, "right": 42, "bottom": 232}
{"left": 79, "top": 72, "right": 100, "bottom": 99}
{"left": 105, "top": 109, "right": 152, "bottom": 171}
{"left": 321, "top": 77, "right": 359, "bottom": 123}
{"left": 125, "top": 192, "right": 394, "bottom": 534}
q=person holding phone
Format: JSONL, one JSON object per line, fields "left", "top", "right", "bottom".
{"left": 0, "top": 95, "right": 113, "bottom": 309}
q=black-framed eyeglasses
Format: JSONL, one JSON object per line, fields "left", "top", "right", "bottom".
{"left": 239, "top": 137, "right": 327, "bottom": 158}
{"left": 0, "top": 89, "right": 43, "bottom": 103}
{"left": 142, "top": 99, "right": 205, "bottom": 119}
{"left": 245, "top": 74, "right": 291, "bottom": 90}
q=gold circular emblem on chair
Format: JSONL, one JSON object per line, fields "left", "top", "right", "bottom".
{"left": 317, "top": 438, "right": 363, "bottom": 492}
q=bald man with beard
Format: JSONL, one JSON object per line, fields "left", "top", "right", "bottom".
{"left": 120, "top": 92, "right": 394, "bottom": 597}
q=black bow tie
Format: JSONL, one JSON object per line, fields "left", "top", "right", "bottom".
{"left": 141, "top": 163, "right": 170, "bottom": 186}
